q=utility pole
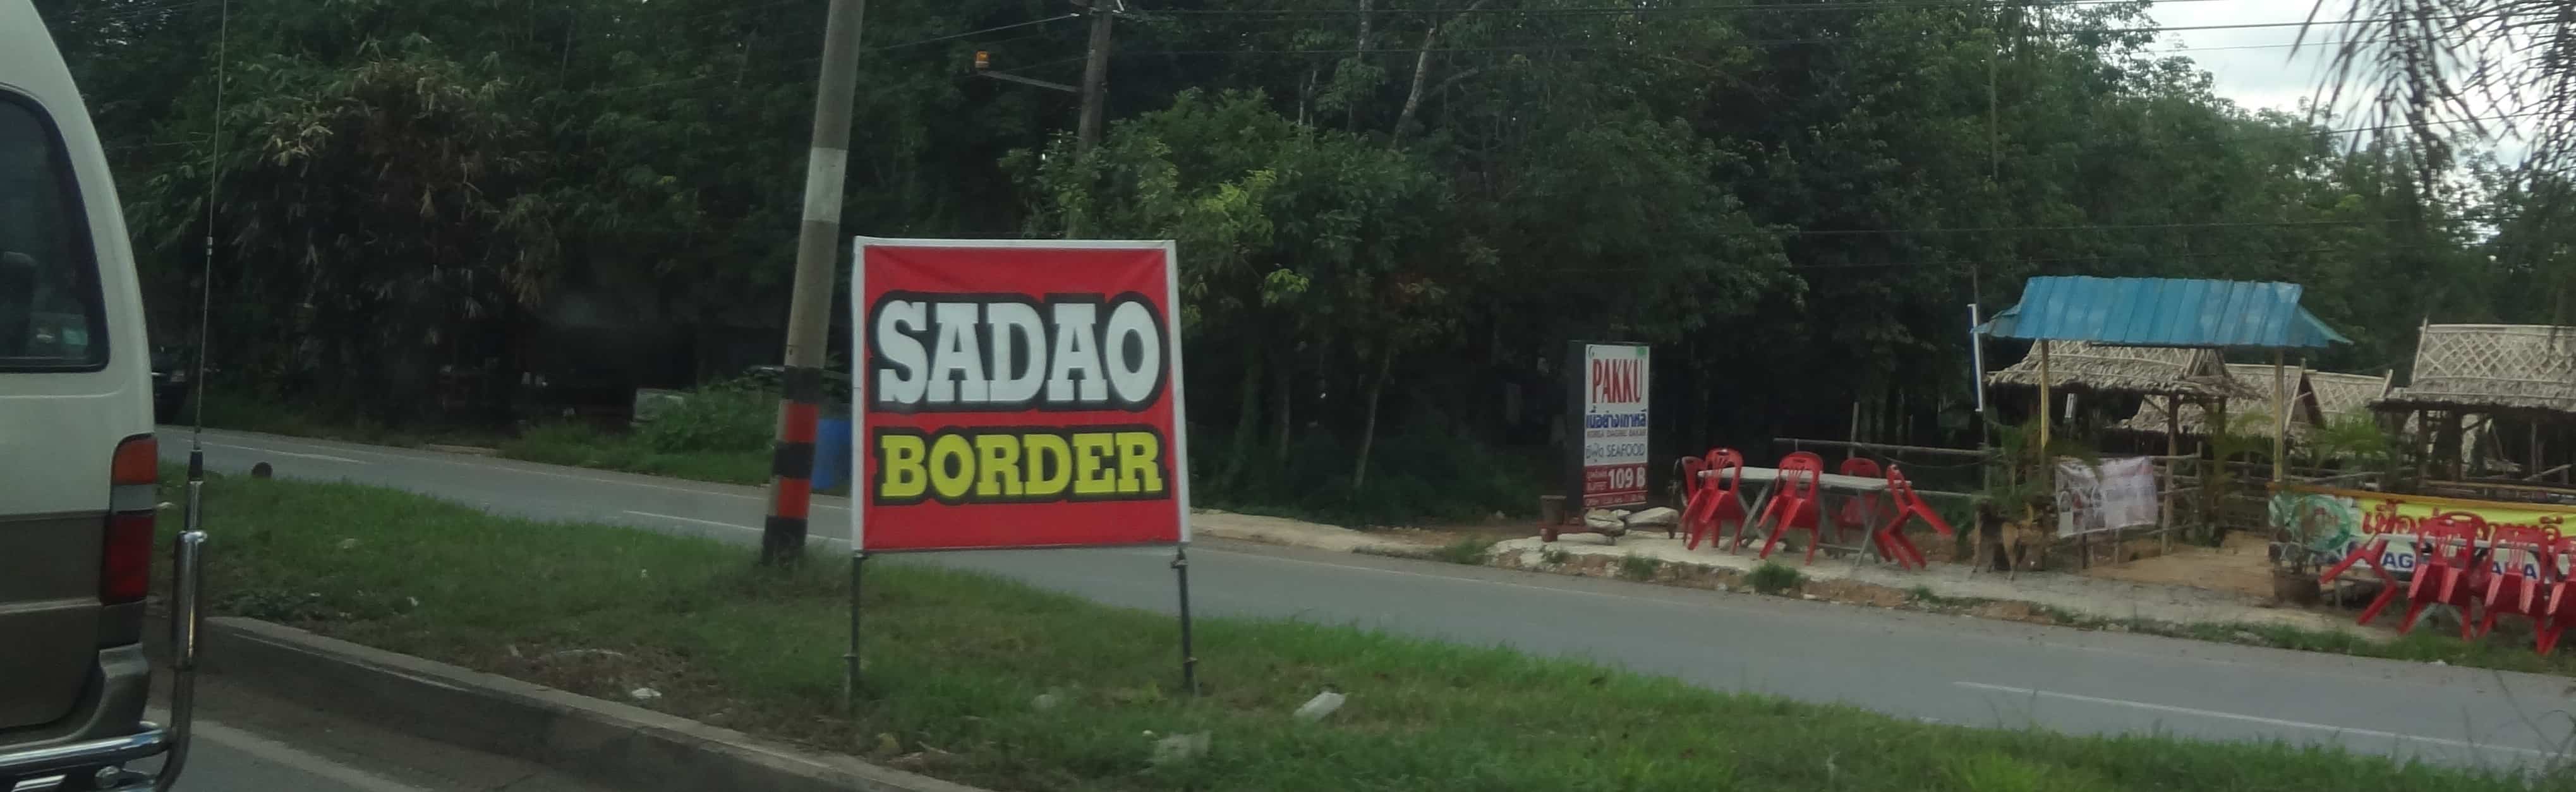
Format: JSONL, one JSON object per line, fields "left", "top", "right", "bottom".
{"left": 763, "top": 0, "right": 868, "bottom": 567}
{"left": 1075, "top": 0, "right": 1115, "bottom": 155}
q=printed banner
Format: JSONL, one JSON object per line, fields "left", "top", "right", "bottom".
{"left": 2053, "top": 457, "right": 2160, "bottom": 536}
{"left": 852, "top": 238, "right": 1188, "bottom": 552}
{"left": 1576, "top": 343, "right": 1650, "bottom": 508}
{"left": 2273, "top": 484, "right": 2576, "bottom": 579}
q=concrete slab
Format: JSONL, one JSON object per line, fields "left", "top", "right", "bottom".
{"left": 1491, "top": 532, "right": 2377, "bottom": 638}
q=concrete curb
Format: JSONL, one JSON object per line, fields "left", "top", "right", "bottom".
{"left": 203, "top": 617, "right": 988, "bottom": 792}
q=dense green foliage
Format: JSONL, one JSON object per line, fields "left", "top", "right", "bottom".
{"left": 45, "top": 0, "right": 2576, "bottom": 519}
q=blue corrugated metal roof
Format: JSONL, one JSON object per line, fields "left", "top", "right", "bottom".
{"left": 1977, "top": 276, "right": 2350, "bottom": 349}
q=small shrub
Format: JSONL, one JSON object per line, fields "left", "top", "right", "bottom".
{"left": 636, "top": 379, "right": 776, "bottom": 454}
{"left": 1429, "top": 537, "right": 1499, "bottom": 565}
{"left": 1747, "top": 562, "right": 1803, "bottom": 594}
{"left": 1539, "top": 546, "right": 1572, "bottom": 567}
{"left": 1618, "top": 554, "right": 1661, "bottom": 581}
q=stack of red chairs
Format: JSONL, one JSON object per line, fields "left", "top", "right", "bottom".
{"left": 2316, "top": 511, "right": 2576, "bottom": 655}
{"left": 2400, "top": 513, "right": 2490, "bottom": 639}
{"left": 1873, "top": 465, "right": 1956, "bottom": 570}
{"left": 1755, "top": 452, "right": 1827, "bottom": 563}
{"left": 2476, "top": 525, "right": 2561, "bottom": 640}
{"left": 1831, "top": 458, "right": 1887, "bottom": 544}
{"left": 1681, "top": 448, "right": 1748, "bottom": 551}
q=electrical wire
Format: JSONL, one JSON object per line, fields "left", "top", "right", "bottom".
{"left": 1110, "top": 15, "right": 2515, "bottom": 58}
{"left": 1142, "top": 0, "right": 2234, "bottom": 16}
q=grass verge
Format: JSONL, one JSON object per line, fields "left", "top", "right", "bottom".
{"left": 166, "top": 466, "right": 2556, "bottom": 791}
{"left": 495, "top": 423, "right": 770, "bottom": 486}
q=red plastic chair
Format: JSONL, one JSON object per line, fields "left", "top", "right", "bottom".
{"left": 1683, "top": 449, "right": 1748, "bottom": 551}
{"left": 1755, "top": 452, "right": 1827, "bottom": 563}
{"left": 2402, "top": 513, "right": 2489, "bottom": 638}
{"left": 1674, "top": 455, "right": 1709, "bottom": 540}
{"left": 1875, "top": 465, "right": 1956, "bottom": 570}
{"left": 1832, "top": 458, "right": 1887, "bottom": 543}
{"left": 2317, "top": 536, "right": 2402, "bottom": 627}
{"left": 2537, "top": 536, "right": 2576, "bottom": 654}
{"left": 2479, "top": 525, "right": 2561, "bottom": 639}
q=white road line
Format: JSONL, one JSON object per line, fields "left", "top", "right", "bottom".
{"left": 1195, "top": 545, "right": 1715, "bottom": 606}
{"left": 624, "top": 510, "right": 759, "bottom": 532}
{"left": 200, "top": 432, "right": 762, "bottom": 498}
{"left": 184, "top": 717, "right": 432, "bottom": 792}
{"left": 205, "top": 443, "right": 367, "bottom": 465}
{"left": 1951, "top": 681, "right": 2551, "bottom": 757}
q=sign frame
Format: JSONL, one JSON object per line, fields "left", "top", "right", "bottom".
{"left": 849, "top": 236, "right": 1192, "bottom": 554}
{"left": 1566, "top": 340, "right": 1651, "bottom": 512}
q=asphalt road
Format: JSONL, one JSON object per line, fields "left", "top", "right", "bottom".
{"left": 167, "top": 427, "right": 2576, "bottom": 771}
{"left": 135, "top": 673, "right": 608, "bottom": 792}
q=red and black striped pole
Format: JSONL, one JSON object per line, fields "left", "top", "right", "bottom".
{"left": 763, "top": 366, "right": 825, "bottom": 565}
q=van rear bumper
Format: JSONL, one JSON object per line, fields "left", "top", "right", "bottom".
{"left": 0, "top": 526, "right": 204, "bottom": 791}
{"left": 0, "top": 725, "right": 167, "bottom": 782}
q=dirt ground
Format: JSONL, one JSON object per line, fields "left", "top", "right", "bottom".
{"left": 2078, "top": 532, "right": 2275, "bottom": 599}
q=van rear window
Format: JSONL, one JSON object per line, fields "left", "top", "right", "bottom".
{"left": 0, "top": 93, "right": 106, "bottom": 371}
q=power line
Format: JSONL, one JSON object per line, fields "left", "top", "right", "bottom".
{"left": 1794, "top": 243, "right": 2452, "bottom": 269}
{"left": 581, "top": 14, "right": 1081, "bottom": 96}
{"left": 1109, "top": 15, "right": 2512, "bottom": 58}
{"left": 1553, "top": 243, "right": 2456, "bottom": 274}
{"left": 1779, "top": 216, "right": 2499, "bottom": 237}
{"left": 1144, "top": 0, "right": 2232, "bottom": 16}
{"left": 881, "top": 13, "right": 1077, "bottom": 51}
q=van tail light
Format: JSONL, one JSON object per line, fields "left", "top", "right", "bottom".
{"left": 104, "top": 434, "right": 156, "bottom": 604}
{"left": 102, "top": 513, "right": 153, "bottom": 603}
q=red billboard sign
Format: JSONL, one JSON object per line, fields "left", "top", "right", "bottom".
{"left": 852, "top": 238, "right": 1190, "bottom": 552}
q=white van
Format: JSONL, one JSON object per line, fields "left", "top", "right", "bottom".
{"left": 1, "top": 2, "right": 203, "bottom": 789}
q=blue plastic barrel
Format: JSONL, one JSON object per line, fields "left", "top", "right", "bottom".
{"left": 814, "top": 416, "right": 855, "bottom": 491}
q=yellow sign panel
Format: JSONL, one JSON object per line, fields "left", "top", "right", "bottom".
{"left": 2273, "top": 484, "right": 2576, "bottom": 577}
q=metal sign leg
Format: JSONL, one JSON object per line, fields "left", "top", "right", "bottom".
{"left": 845, "top": 550, "right": 868, "bottom": 712}
{"left": 1171, "top": 544, "right": 1199, "bottom": 696}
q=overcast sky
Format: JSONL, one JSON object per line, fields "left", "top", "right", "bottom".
{"left": 2146, "top": 0, "right": 2534, "bottom": 162}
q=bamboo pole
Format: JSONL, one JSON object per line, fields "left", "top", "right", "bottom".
{"left": 2271, "top": 350, "right": 2287, "bottom": 484}
{"left": 2164, "top": 393, "right": 2179, "bottom": 553}
{"left": 2037, "top": 340, "right": 2053, "bottom": 463}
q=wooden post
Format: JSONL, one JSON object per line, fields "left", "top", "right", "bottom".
{"left": 2531, "top": 421, "right": 2541, "bottom": 479}
{"left": 2208, "top": 397, "right": 2228, "bottom": 538}
{"left": 2416, "top": 409, "right": 2432, "bottom": 483}
{"left": 2037, "top": 340, "right": 2058, "bottom": 569}
{"left": 2164, "top": 393, "right": 2180, "bottom": 553}
{"left": 2271, "top": 350, "right": 2287, "bottom": 484}
{"left": 2036, "top": 340, "right": 2053, "bottom": 464}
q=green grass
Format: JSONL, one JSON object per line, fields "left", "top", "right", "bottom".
{"left": 1903, "top": 585, "right": 1993, "bottom": 609}
{"left": 164, "top": 467, "right": 2563, "bottom": 791}
{"left": 1617, "top": 553, "right": 1662, "bottom": 582}
{"left": 1746, "top": 562, "right": 1805, "bottom": 595}
{"left": 497, "top": 422, "right": 771, "bottom": 486}
{"left": 2143, "top": 618, "right": 2576, "bottom": 675}
{"left": 1426, "top": 536, "right": 1499, "bottom": 565}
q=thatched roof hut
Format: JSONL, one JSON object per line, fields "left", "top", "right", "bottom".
{"left": 2308, "top": 370, "right": 2395, "bottom": 424}
{"left": 2376, "top": 325, "right": 2576, "bottom": 415}
{"left": 2117, "top": 364, "right": 2324, "bottom": 438}
{"left": 1985, "top": 340, "right": 2248, "bottom": 399}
